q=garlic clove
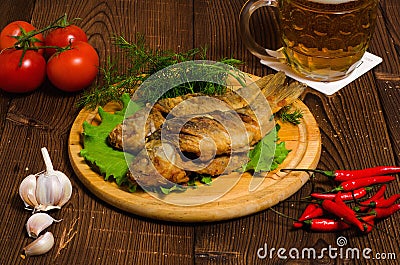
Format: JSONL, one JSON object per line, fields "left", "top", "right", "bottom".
{"left": 26, "top": 213, "right": 61, "bottom": 238}
{"left": 19, "top": 174, "right": 39, "bottom": 209}
{"left": 23, "top": 231, "right": 55, "bottom": 256}
{"left": 55, "top": 171, "right": 72, "bottom": 208}
{"left": 35, "top": 172, "right": 63, "bottom": 211}
{"left": 38, "top": 147, "right": 72, "bottom": 209}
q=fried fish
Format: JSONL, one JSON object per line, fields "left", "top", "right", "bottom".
{"left": 116, "top": 72, "right": 306, "bottom": 188}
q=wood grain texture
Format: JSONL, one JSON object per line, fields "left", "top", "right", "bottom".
{"left": 370, "top": 0, "right": 400, "bottom": 168}
{"left": 369, "top": 2, "right": 400, "bottom": 78}
{"left": 0, "top": 0, "right": 36, "bottom": 27}
{"left": 1, "top": 0, "right": 400, "bottom": 264}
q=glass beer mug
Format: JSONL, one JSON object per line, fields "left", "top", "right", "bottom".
{"left": 240, "top": 0, "right": 379, "bottom": 81}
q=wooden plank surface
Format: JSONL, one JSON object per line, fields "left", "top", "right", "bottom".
{"left": 0, "top": 0, "right": 399, "bottom": 264}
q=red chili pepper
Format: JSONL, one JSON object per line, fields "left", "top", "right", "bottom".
{"left": 311, "top": 187, "right": 370, "bottom": 201}
{"left": 300, "top": 218, "right": 351, "bottom": 232}
{"left": 334, "top": 166, "right": 400, "bottom": 182}
{"left": 322, "top": 198, "right": 365, "bottom": 231}
{"left": 370, "top": 204, "right": 400, "bottom": 219}
{"left": 334, "top": 176, "right": 395, "bottom": 192}
{"left": 300, "top": 205, "right": 324, "bottom": 221}
{"left": 357, "top": 185, "right": 387, "bottom": 212}
{"left": 369, "top": 184, "right": 387, "bottom": 200}
{"left": 333, "top": 191, "right": 348, "bottom": 207}
{"left": 293, "top": 203, "right": 325, "bottom": 228}
{"left": 361, "top": 193, "right": 400, "bottom": 208}
{"left": 292, "top": 221, "right": 304, "bottom": 229}
{"left": 375, "top": 194, "right": 400, "bottom": 207}
{"left": 298, "top": 203, "right": 318, "bottom": 220}
{"left": 360, "top": 215, "right": 375, "bottom": 233}
{"left": 282, "top": 166, "right": 400, "bottom": 182}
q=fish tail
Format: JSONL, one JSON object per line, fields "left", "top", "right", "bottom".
{"left": 260, "top": 72, "right": 307, "bottom": 113}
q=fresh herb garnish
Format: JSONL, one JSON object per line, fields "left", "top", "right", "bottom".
{"left": 276, "top": 105, "right": 303, "bottom": 125}
{"left": 77, "top": 35, "right": 244, "bottom": 109}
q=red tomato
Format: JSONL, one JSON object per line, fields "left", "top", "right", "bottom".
{"left": 0, "top": 21, "right": 44, "bottom": 52}
{"left": 46, "top": 41, "right": 99, "bottom": 92}
{"left": 44, "top": 25, "right": 88, "bottom": 56}
{"left": 0, "top": 49, "right": 46, "bottom": 93}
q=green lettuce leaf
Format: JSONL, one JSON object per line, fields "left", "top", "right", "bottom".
{"left": 242, "top": 124, "right": 291, "bottom": 172}
{"left": 80, "top": 94, "right": 141, "bottom": 185}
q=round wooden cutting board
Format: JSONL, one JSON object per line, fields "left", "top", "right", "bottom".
{"left": 68, "top": 90, "right": 321, "bottom": 223}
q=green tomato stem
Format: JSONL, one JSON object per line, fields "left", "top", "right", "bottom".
{"left": 13, "top": 14, "right": 67, "bottom": 47}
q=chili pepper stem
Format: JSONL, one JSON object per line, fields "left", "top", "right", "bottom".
{"left": 281, "top": 199, "right": 312, "bottom": 204}
{"left": 356, "top": 212, "right": 374, "bottom": 217}
{"left": 281, "top": 168, "right": 334, "bottom": 177}
{"left": 301, "top": 195, "right": 312, "bottom": 200}
{"left": 268, "top": 207, "right": 298, "bottom": 222}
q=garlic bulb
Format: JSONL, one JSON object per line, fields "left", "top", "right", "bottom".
{"left": 19, "top": 147, "right": 72, "bottom": 212}
{"left": 23, "top": 231, "right": 55, "bottom": 256}
{"left": 26, "top": 213, "right": 61, "bottom": 238}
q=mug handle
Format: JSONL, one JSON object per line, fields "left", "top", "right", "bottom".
{"left": 239, "top": 0, "right": 283, "bottom": 62}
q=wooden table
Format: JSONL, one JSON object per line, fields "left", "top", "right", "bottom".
{"left": 1, "top": 0, "right": 399, "bottom": 264}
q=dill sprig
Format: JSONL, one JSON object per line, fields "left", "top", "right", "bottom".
{"left": 77, "top": 35, "right": 244, "bottom": 109}
{"left": 276, "top": 105, "right": 303, "bottom": 125}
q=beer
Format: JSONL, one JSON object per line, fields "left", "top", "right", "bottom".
{"left": 279, "top": 0, "right": 378, "bottom": 81}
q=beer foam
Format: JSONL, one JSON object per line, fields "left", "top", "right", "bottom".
{"left": 309, "top": 0, "right": 357, "bottom": 4}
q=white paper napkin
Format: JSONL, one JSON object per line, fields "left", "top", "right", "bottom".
{"left": 260, "top": 52, "right": 382, "bottom": 96}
